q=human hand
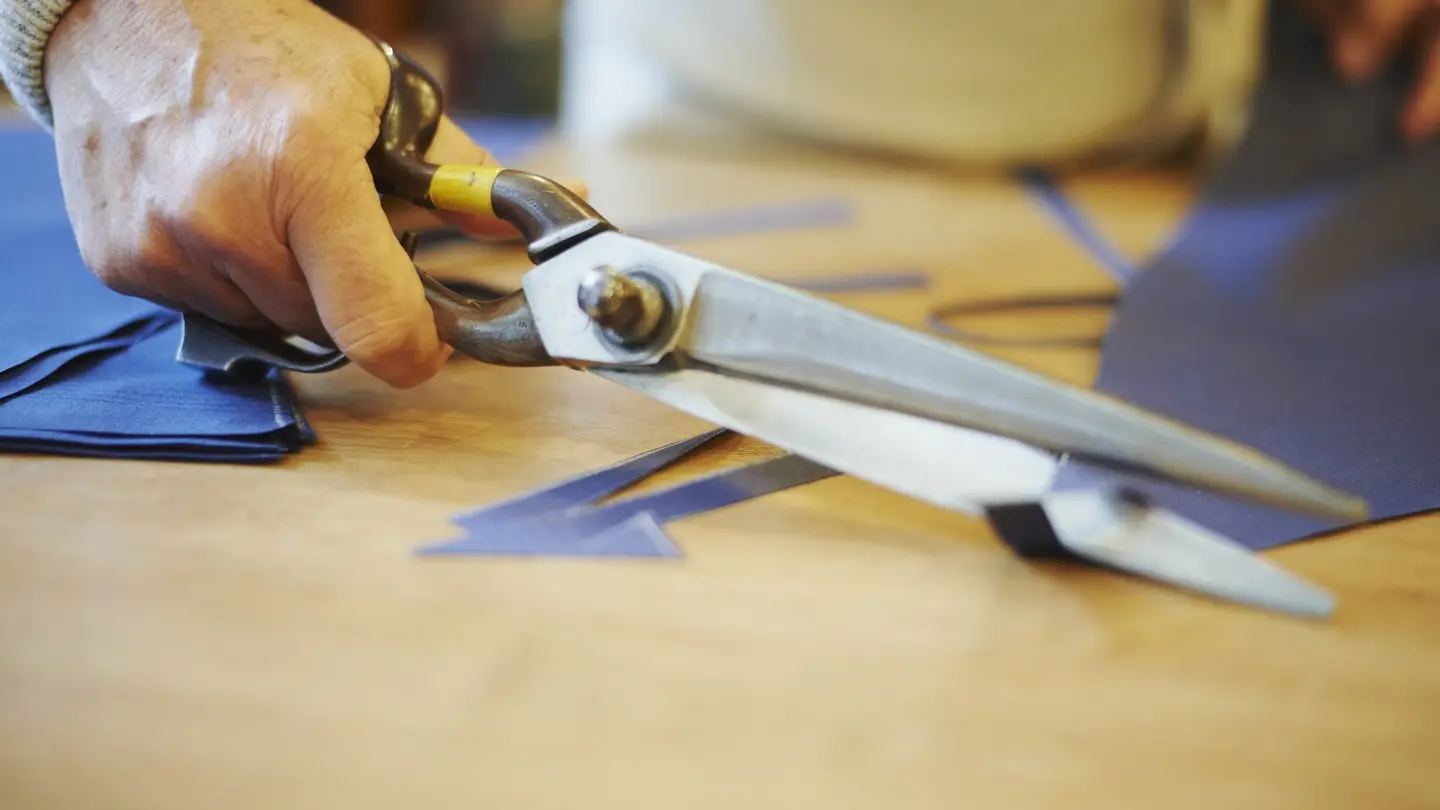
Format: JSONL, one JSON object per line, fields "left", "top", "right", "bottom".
{"left": 1299, "top": 0, "right": 1440, "bottom": 140}
{"left": 43, "top": 0, "right": 536, "bottom": 387}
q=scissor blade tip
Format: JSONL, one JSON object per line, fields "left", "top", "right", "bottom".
{"left": 1290, "top": 485, "right": 1368, "bottom": 524}
{"left": 1267, "top": 591, "right": 1336, "bottom": 621}
{"left": 1339, "top": 496, "right": 1371, "bottom": 522}
{"left": 1268, "top": 575, "right": 1338, "bottom": 618}
{"left": 1174, "top": 448, "right": 1370, "bottom": 524}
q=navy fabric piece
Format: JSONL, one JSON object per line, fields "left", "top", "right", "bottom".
{"left": 0, "top": 316, "right": 171, "bottom": 402}
{"left": 422, "top": 450, "right": 835, "bottom": 557}
{"left": 1055, "top": 5, "right": 1440, "bottom": 549}
{"left": 0, "top": 318, "right": 314, "bottom": 453}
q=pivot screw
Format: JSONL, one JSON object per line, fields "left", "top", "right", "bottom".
{"left": 577, "top": 265, "right": 667, "bottom": 345}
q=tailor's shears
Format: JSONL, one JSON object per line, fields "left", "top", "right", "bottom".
{"left": 176, "top": 38, "right": 1369, "bottom": 533}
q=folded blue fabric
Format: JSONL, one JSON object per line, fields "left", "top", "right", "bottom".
{"left": 0, "top": 316, "right": 170, "bottom": 403}
{"left": 0, "top": 314, "right": 316, "bottom": 462}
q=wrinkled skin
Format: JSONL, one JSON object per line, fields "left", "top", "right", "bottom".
{"left": 43, "top": 0, "right": 576, "bottom": 388}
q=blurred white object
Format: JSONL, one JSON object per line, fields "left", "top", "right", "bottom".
{"left": 558, "top": 0, "right": 1264, "bottom": 166}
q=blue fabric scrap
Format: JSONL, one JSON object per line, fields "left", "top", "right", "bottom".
{"left": 421, "top": 440, "right": 835, "bottom": 558}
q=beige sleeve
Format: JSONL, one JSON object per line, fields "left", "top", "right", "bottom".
{"left": 0, "top": 0, "right": 75, "bottom": 128}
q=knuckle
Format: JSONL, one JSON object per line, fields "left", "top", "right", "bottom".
{"left": 77, "top": 232, "right": 142, "bottom": 296}
{"left": 183, "top": 208, "right": 265, "bottom": 264}
{"left": 80, "top": 213, "right": 189, "bottom": 306}
{"left": 277, "top": 133, "right": 350, "bottom": 220}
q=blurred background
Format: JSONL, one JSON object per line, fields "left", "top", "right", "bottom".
{"left": 315, "top": 0, "right": 564, "bottom": 118}
{"left": 0, "top": 0, "right": 564, "bottom": 118}
{"left": 0, "top": 1, "right": 1259, "bottom": 173}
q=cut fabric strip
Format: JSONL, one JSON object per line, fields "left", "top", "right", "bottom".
{"left": 421, "top": 450, "right": 835, "bottom": 557}
{"left": 448, "top": 428, "right": 728, "bottom": 527}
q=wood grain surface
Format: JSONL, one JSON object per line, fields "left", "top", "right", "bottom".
{"left": 1, "top": 136, "right": 1437, "bottom": 810}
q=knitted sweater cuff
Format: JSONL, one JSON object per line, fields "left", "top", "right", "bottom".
{"left": 0, "top": 0, "right": 75, "bottom": 129}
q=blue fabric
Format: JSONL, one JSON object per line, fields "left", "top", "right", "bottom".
{"left": 1054, "top": 5, "right": 1440, "bottom": 550}
{"left": 0, "top": 317, "right": 170, "bottom": 402}
{"left": 0, "top": 118, "right": 550, "bottom": 463}
{"left": 420, "top": 447, "right": 834, "bottom": 557}
{"left": 0, "top": 315, "right": 315, "bottom": 461}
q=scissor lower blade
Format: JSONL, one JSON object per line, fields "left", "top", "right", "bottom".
{"left": 589, "top": 367, "right": 1059, "bottom": 514}
{"left": 1036, "top": 490, "right": 1335, "bottom": 618}
{"left": 593, "top": 367, "right": 1334, "bottom": 617}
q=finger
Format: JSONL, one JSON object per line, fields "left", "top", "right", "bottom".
{"left": 225, "top": 258, "right": 334, "bottom": 346}
{"left": 1402, "top": 10, "right": 1440, "bottom": 139}
{"left": 121, "top": 237, "right": 274, "bottom": 330}
{"left": 286, "top": 157, "right": 451, "bottom": 388}
{"left": 422, "top": 116, "right": 591, "bottom": 240}
{"left": 1332, "top": 0, "right": 1431, "bottom": 79}
{"left": 162, "top": 270, "right": 275, "bottom": 331}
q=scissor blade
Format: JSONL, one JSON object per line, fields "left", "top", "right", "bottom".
{"left": 679, "top": 270, "right": 1366, "bottom": 524}
{"left": 1037, "top": 489, "right": 1335, "bottom": 619}
{"left": 588, "top": 367, "right": 1059, "bottom": 513}
{"left": 520, "top": 232, "right": 1366, "bottom": 523}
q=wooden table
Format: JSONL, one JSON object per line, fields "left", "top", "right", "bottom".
{"left": 2, "top": 135, "right": 1437, "bottom": 810}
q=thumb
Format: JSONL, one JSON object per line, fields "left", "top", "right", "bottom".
{"left": 423, "top": 116, "right": 590, "bottom": 240}
{"left": 288, "top": 156, "right": 452, "bottom": 388}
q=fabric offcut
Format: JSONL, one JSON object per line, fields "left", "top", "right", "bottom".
{"left": 1054, "top": 4, "right": 1440, "bottom": 550}
{"left": 0, "top": 118, "right": 549, "bottom": 463}
{"left": 421, "top": 429, "right": 838, "bottom": 557}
